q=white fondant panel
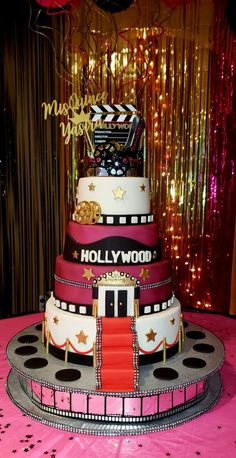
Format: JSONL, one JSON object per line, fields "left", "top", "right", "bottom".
{"left": 136, "top": 299, "right": 181, "bottom": 353}
{"left": 77, "top": 177, "right": 150, "bottom": 215}
{"left": 46, "top": 297, "right": 181, "bottom": 356}
{"left": 46, "top": 297, "right": 96, "bottom": 354}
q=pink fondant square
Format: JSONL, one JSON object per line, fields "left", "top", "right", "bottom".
{"left": 88, "top": 395, "right": 104, "bottom": 415}
{"left": 173, "top": 388, "right": 185, "bottom": 407}
{"left": 159, "top": 391, "right": 172, "bottom": 413}
{"left": 186, "top": 383, "right": 197, "bottom": 401}
{"left": 106, "top": 396, "right": 123, "bottom": 415}
{"left": 71, "top": 392, "right": 87, "bottom": 413}
{"left": 124, "top": 397, "right": 141, "bottom": 416}
{"left": 55, "top": 390, "right": 70, "bottom": 410}
{"left": 31, "top": 381, "right": 41, "bottom": 401}
{"left": 142, "top": 395, "right": 158, "bottom": 416}
{"left": 197, "top": 380, "right": 205, "bottom": 395}
{"left": 42, "top": 386, "right": 55, "bottom": 406}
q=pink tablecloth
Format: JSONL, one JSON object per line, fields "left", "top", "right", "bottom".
{"left": 0, "top": 311, "right": 235, "bottom": 458}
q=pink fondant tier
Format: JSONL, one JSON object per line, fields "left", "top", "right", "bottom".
{"left": 67, "top": 221, "right": 160, "bottom": 246}
{"left": 54, "top": 255, "right": 172, "bottom": 305}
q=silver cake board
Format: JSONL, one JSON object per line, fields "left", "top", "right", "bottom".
{"left": 6, "top": 321, "right": 224, "bottom": 436}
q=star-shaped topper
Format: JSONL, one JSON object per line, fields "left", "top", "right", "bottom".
{"left": 82, "top": 268, "right": 95, "bottom": 281}
{"left": 146, "top": 329, "right": 157, "bottom": 342}
{"left": 88, "top": 183, "right": 95, "bottom": 191}
{"left": 76, "top": 330, "right": 88, "bottom": 344}
{"left": 139, "top": 268, "right": 150, "bottom": 281}
{"left": 112, "top": 186, "right": 126, "bottom": 199}
{"left": 72, "top": 250, "right": 79, "bottom": 259}
{"left": 53, "top": 316, "right": 59, "bottom": 325}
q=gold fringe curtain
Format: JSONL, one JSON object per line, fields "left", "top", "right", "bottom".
{"left": 0, "top": 0, "right": 236, "bottom": 316}
{"left": 0, "top": 2, "right": 65, "bottom": 316}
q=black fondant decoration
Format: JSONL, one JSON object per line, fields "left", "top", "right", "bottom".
{"left": 55, "top": 369, "right": 81, "bottom": 382}
{"left": 153, "top": 367, "right": 179, "bottom": 380}
{"left": 63, "top": 233, "right": 161, "bottom": 265}
{"left": 18, "top": 335, "right": 39, "bottom": 344}
{"left": 94, "top": 0, "right": 134, "bottom": 14}
{"left": 186, "top": 330, "right": 206, "bottom": 340}
{"left": 182, "top": 357, "right": 206, "bottom": 369}
{"left": 193, "top": 343, "right": 215, "bottom": 353}
{"left": 35, "top": 324, "right": 42, "bottom": 331}
{"left": 15, "top": 346, "right": 38, "bottom": 356}
{"left": 24, "top": 358, "right": 48, "bottom": 369}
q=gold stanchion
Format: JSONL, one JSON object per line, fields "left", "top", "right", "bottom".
{"left": 65, "top": 338, "right": 70, "bottom": 363}
{"left": 93, "top": 342, "right": 96, "bottom": 368}
{"left": 134, "top": 299, "right": 139, "bottom": 318}
{"left": 46, "top": 331, "right": 50, "bottom": 354}
{"left": 181, "top": 315, "right": 185, "bottom": 343}
{"left": 178, "top": 329, "right": 182, "bottom": 352}
{"left": 41, "top": 319, "right": 45, "bottom": 344}
{"left": 92, "top": 299, "right": 98, "bottom": 318}
{"left": 163, "top": 337, "right": 166, "bottom": 363}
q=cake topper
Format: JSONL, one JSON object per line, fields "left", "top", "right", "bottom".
{"left": 85, "top": 104, "right": 145, "bottom": 177}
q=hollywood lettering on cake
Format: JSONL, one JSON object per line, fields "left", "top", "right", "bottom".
{"left": 63, "top": 234, "right": 161, "bottom": 265}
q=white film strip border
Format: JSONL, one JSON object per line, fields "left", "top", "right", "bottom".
{"left": 97, "top": 214, "right": 154, "bottom": 225}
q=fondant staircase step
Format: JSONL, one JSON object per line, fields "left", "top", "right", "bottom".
{"left": 102, "top": 332, "right": 133, "bottom": 347}
{"left": 102, "top": 317, "right": 132, "bottom": 333}
{"left": 101, "top": 347, "right": 133, "bottom": 367}
{"left": 100, "top": 367, "right": 134, "bottom": 391}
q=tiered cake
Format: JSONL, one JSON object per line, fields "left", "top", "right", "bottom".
{"left": 6, "top": 107, "right": 224, "bottom": 435}
{"left": 45, "top": 174, "right": 181, "bottom": 391}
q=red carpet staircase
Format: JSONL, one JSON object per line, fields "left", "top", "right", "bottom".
{"left": 96, "top": 317, "right": 139, "bottom": 392}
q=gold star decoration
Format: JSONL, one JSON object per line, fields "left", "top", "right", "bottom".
{"left": 82, "top": 267, "right": 95, "bottom": 281}
{"left": 146, "top": 329, "right": 157, "bottom": 342}
{"left": 139, "top": 268, "right": 150, "bottom": 281}
{"left": 53, "top": 316, "right": 59, "bottom": 325}
{"left": 88, "top": 183, "right": 95, "bottom": 191}
{"left": 112, "top": 186, "right": 126, "bottom": 200}
{"left": 170, "top": 317, "right": 175, "bottom": 325}
{"left": 76, "top": 330, "right": 88, "bottom": 344}
{"left": 152, "top": 250, "right": 158, "bottom": 259}
{"left": 140, "top": 183, "right": 146, "bottom": 192}
{"left": 72, "top": 250, "right": 79, "bottom": 259}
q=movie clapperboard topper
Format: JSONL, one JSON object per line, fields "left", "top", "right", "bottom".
{"left": 86, "top": 104, "right": 145, "bottom": 177}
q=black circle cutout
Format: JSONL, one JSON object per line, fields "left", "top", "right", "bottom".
{"left": 193, "top": 343, "right": 215, "bottom": 353}
{"left": 15, "top": 346, "right": 38, "bottom": 356}
{"left": 183, "top": 357, "right": 206, "bottom": 369}
{"left": 35, "top": 324, "right": 42, "bottom": 331}
{"left": 153, "top": 367, "right": 179, "bottom": 380}
{"left": 24, "top": 358, "right": 48, "bottom": 369}
{"left": 55, "top": 369, "right": 81, "bottom": 382}
{"left": 18, "top": 335, "right": 39, "bottom": 344}
{"left": 186, "top": 330, "right": 206, "bottom": 340}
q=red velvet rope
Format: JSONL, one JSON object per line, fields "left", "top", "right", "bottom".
{"left": 138, "top": 332, "right": 179, "bottom": 354}
{"left": 48, "top": 332, "right": 93, "bottom": 354}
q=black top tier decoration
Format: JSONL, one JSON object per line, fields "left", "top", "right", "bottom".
{"left": 86, "top": 104, "right": 145, "bottom": 177}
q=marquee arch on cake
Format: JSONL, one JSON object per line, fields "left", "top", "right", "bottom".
{"left": 92, "top": 270, "right": 140, "bottom": 318}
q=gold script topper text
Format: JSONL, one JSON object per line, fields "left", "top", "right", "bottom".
{"left": 42, "top": 92, "right": 108, "bottom": 145}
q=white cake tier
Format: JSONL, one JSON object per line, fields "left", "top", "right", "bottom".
{"left": 45, "top": 296, "right": 181, "bottom": 359}
{"left": 76, "top": 177, "right": 150, "bottom": 215}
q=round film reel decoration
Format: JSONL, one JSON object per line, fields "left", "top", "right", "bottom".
{"left": 74, "top": 201, "right": 101, "bottom": 225}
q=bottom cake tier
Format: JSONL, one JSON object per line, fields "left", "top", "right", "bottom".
{"left": 6, "top": 320, "right": 224, "bottom": 435}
